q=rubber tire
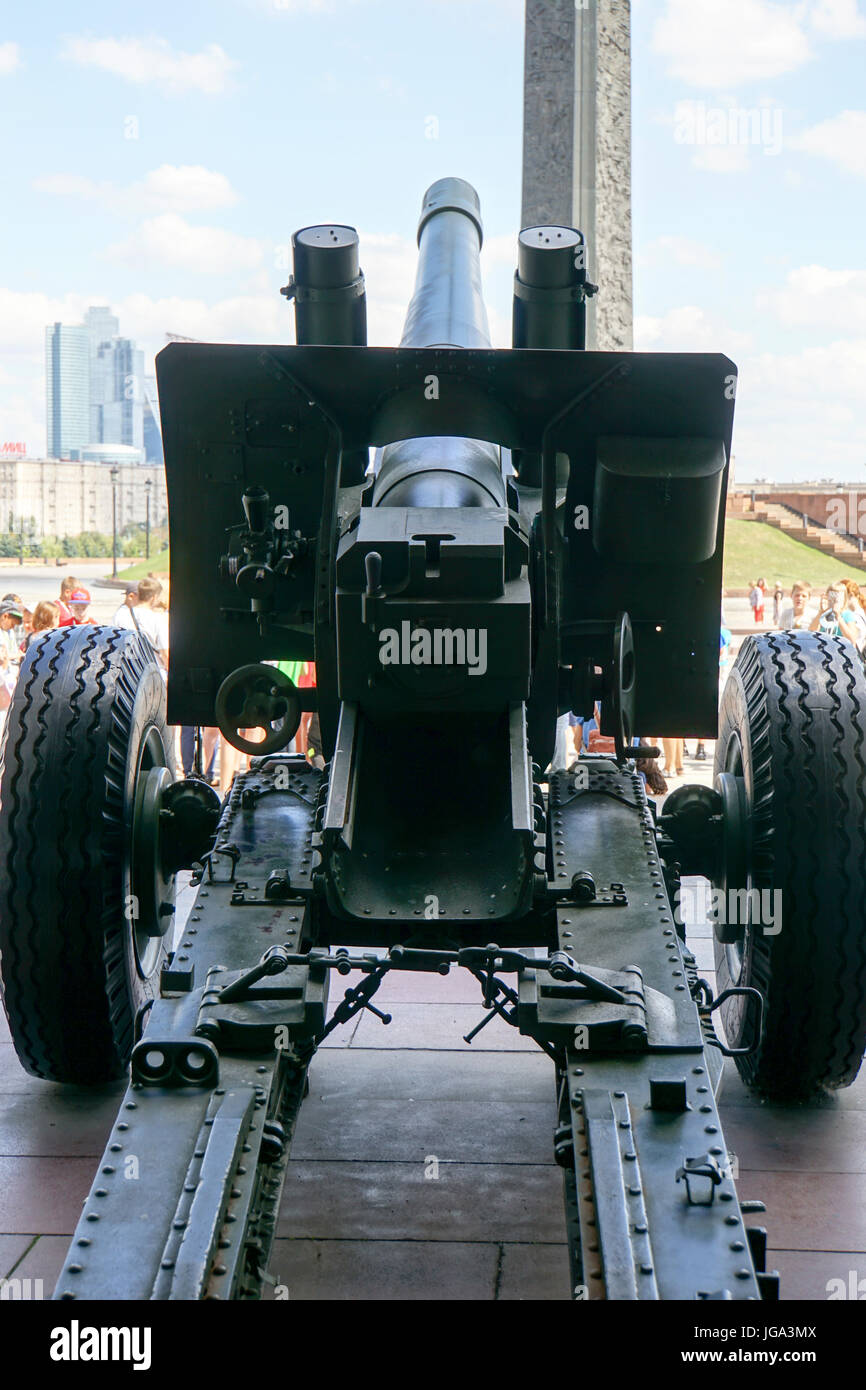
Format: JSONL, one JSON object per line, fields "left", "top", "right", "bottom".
{"left": 714, "top": 631, "right": 866, "bottom": 1098}
{"left": 0, "top": 626, "right": 172, "bottom": 1083}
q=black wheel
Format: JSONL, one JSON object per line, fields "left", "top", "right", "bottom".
{"left": 713, "top": 630, "right": 866, "bottom": 1098}
{"left": 0, "top": 625, "right": 175, "bottom": 1083}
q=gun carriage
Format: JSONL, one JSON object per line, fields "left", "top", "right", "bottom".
{"left": 2, "top": 179, "right": 866, "bottom": 1301}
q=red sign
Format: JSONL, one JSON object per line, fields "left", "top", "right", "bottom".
{"left": 1, "top": 442, "right": 26, "bottom": 457}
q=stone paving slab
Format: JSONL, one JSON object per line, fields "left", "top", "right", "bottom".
{"left": 306, "top": 1047, "right": 554, "bottom": 1105}
{"left": 743, "top": 1170, "right": 866, "bottom": 1252}
{"left": 0, "top": 1233, "right": 36, "bottom": 1279}
{"left": 292, "top": 1097, "right": 556, "bottom": 1164}
{"left": 6, "top": 1234, "right": 70, "bottom": 1293}
{"left": 771, "top": 1249, "right": 866, "bottom": 1302}
{"left": 0, "top": 1156, "right": 93, "bottom": 1234}
{"left": 722, "top": 1105, "right": 866, "bottom": 1173}
{"left": 262, "top": 1238, "right": 501, "bottom": 1301}
{"left": 0, "top": 1088, "right": 126, "bottom": 1157}
{"left": 277, "top": 1160, "right": 565, "bottom": 1244}
{"left": 498, "top": 1241, "right": 571, "bottom": 1300}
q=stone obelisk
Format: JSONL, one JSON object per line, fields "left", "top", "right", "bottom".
{"left": 521, "top": 0, "right": 633, "bottom": 351}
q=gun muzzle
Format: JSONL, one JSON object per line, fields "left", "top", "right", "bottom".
{"left": 372, "top": 178, "right": 504, "bottom": 509}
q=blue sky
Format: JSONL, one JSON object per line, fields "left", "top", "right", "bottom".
{"left": 1, "top": 0, "right": 865, "bottom": 479}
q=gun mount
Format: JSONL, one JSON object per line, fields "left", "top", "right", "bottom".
{"left": 4, "top": 178, "right": 866, "bottom": 1302}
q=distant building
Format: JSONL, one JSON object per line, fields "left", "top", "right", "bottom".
{"left": 0, "top": 457, "right": 167, "bottom": 539}
{"left": 45, "top": 323, "right": 90, "bottom": 459}
{"left": 143, "top": 375, "right": 163, "bottom": 464}
{"left": 44, "top": 306, "right": 150, "bottom": 462}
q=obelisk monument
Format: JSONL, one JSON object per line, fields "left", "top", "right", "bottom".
{"left": 521, "top": 0, "right": 633, "bottom": 351}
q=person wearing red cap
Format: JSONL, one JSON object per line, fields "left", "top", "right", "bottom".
{"left": 57, "top": 575, "right": 80, "bottom": 627}
{"left": 66, "top": 587, "right": 92, "bottom": 624}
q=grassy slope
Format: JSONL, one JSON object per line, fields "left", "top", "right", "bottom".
{"left": 723, "top": 518, "right": 866, "bottom": 590}
{"left": 116, "top": 551, "right": 170, "bottom": 581}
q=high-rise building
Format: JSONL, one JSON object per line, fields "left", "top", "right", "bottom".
{"left": 45, "top": 307, "right": 149, "bottom": 461}
{"left": 143, "top": 375, "right": 164, "bottom": 464}
{"left": 45, "top": 323, "right": 90, "bottom": 459}
{"left": 86, "top": 306, "right": 144, "bottom": 453}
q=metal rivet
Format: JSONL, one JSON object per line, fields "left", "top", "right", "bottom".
{"left": 68, "top": 1264, "right": 82, "bottom": 1274}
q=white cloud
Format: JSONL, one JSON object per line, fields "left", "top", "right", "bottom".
{"left": 0, "top": 40, "right": 21, "bottom": 74}
{"left": 758, "top": 265, "right": 866, "bottom": 331}
{"left": 634, "top": 305, "right": 753, "bottom": 355}
{"left": 353, "top": 232, "right": 418, "bottom": 346}
{"left": 733, "top": 338, "right": 866, "bottom": 479}
{"left": 808, "top": 0, "right": 866, "bottom": 39}
{"left": 33, "top": 164, "right": 239, "bottom": 216}
{"left": 61, "top": 36, "right": 237, "bottom": 95}
{"left": 794, "top": 109, "right": 866, "bottom": 178}
{"left": 652, "top": 0, "right": 811, "bottom": 88}
{"left": 107, "top": 215, "right": 263, "bottom": 274}
{"left": 639, "top": 236, "right": 723, "bottom": 270}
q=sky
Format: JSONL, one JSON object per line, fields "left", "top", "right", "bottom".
{"left": 0, "top": 0, "right": 864, "bottom": 481}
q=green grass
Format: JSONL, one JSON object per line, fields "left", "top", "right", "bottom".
{"left": 723, "top": 518, "right": 866, "bottom": 591}
{"left": 116, "top": 550, "right": 170, "bottom": 581}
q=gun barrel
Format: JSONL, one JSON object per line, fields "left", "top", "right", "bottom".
{"left": 373, "top": 178, "right": 504, "bottom": 509}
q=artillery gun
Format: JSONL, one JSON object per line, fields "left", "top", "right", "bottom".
{"left": 2, "top": 178, "right": 866, "bottom": 1301}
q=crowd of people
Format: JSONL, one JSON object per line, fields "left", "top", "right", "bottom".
{"left": 551, "top": 573, "right": 866, "bottom": 795}
{"left": 0, "top": 575, "right": 322, "bottom": 792}
{"left": 751, "top": 576, "right": 866, "bottom": 649}
{"left": 3, "top": 569, "right": 864, "bottom": 800}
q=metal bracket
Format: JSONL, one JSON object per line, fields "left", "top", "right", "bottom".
{"left": 676, "top": 1153, "right": 723, "bottom": 1206}
{"left": 698, "top": 986, "right": 764, "bottom": 1058}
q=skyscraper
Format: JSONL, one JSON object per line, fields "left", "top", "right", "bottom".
{"left": 143, "top": 376, "right": 164, "bottom": 464}
{"left": 45, "top": 323, "right": 90, "bottom": 459}
{"left": 45, "top": 307, "right": 148, "bottom": 460}
{"left": 86, "top": 306, "right": 144, "bottom": 453}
